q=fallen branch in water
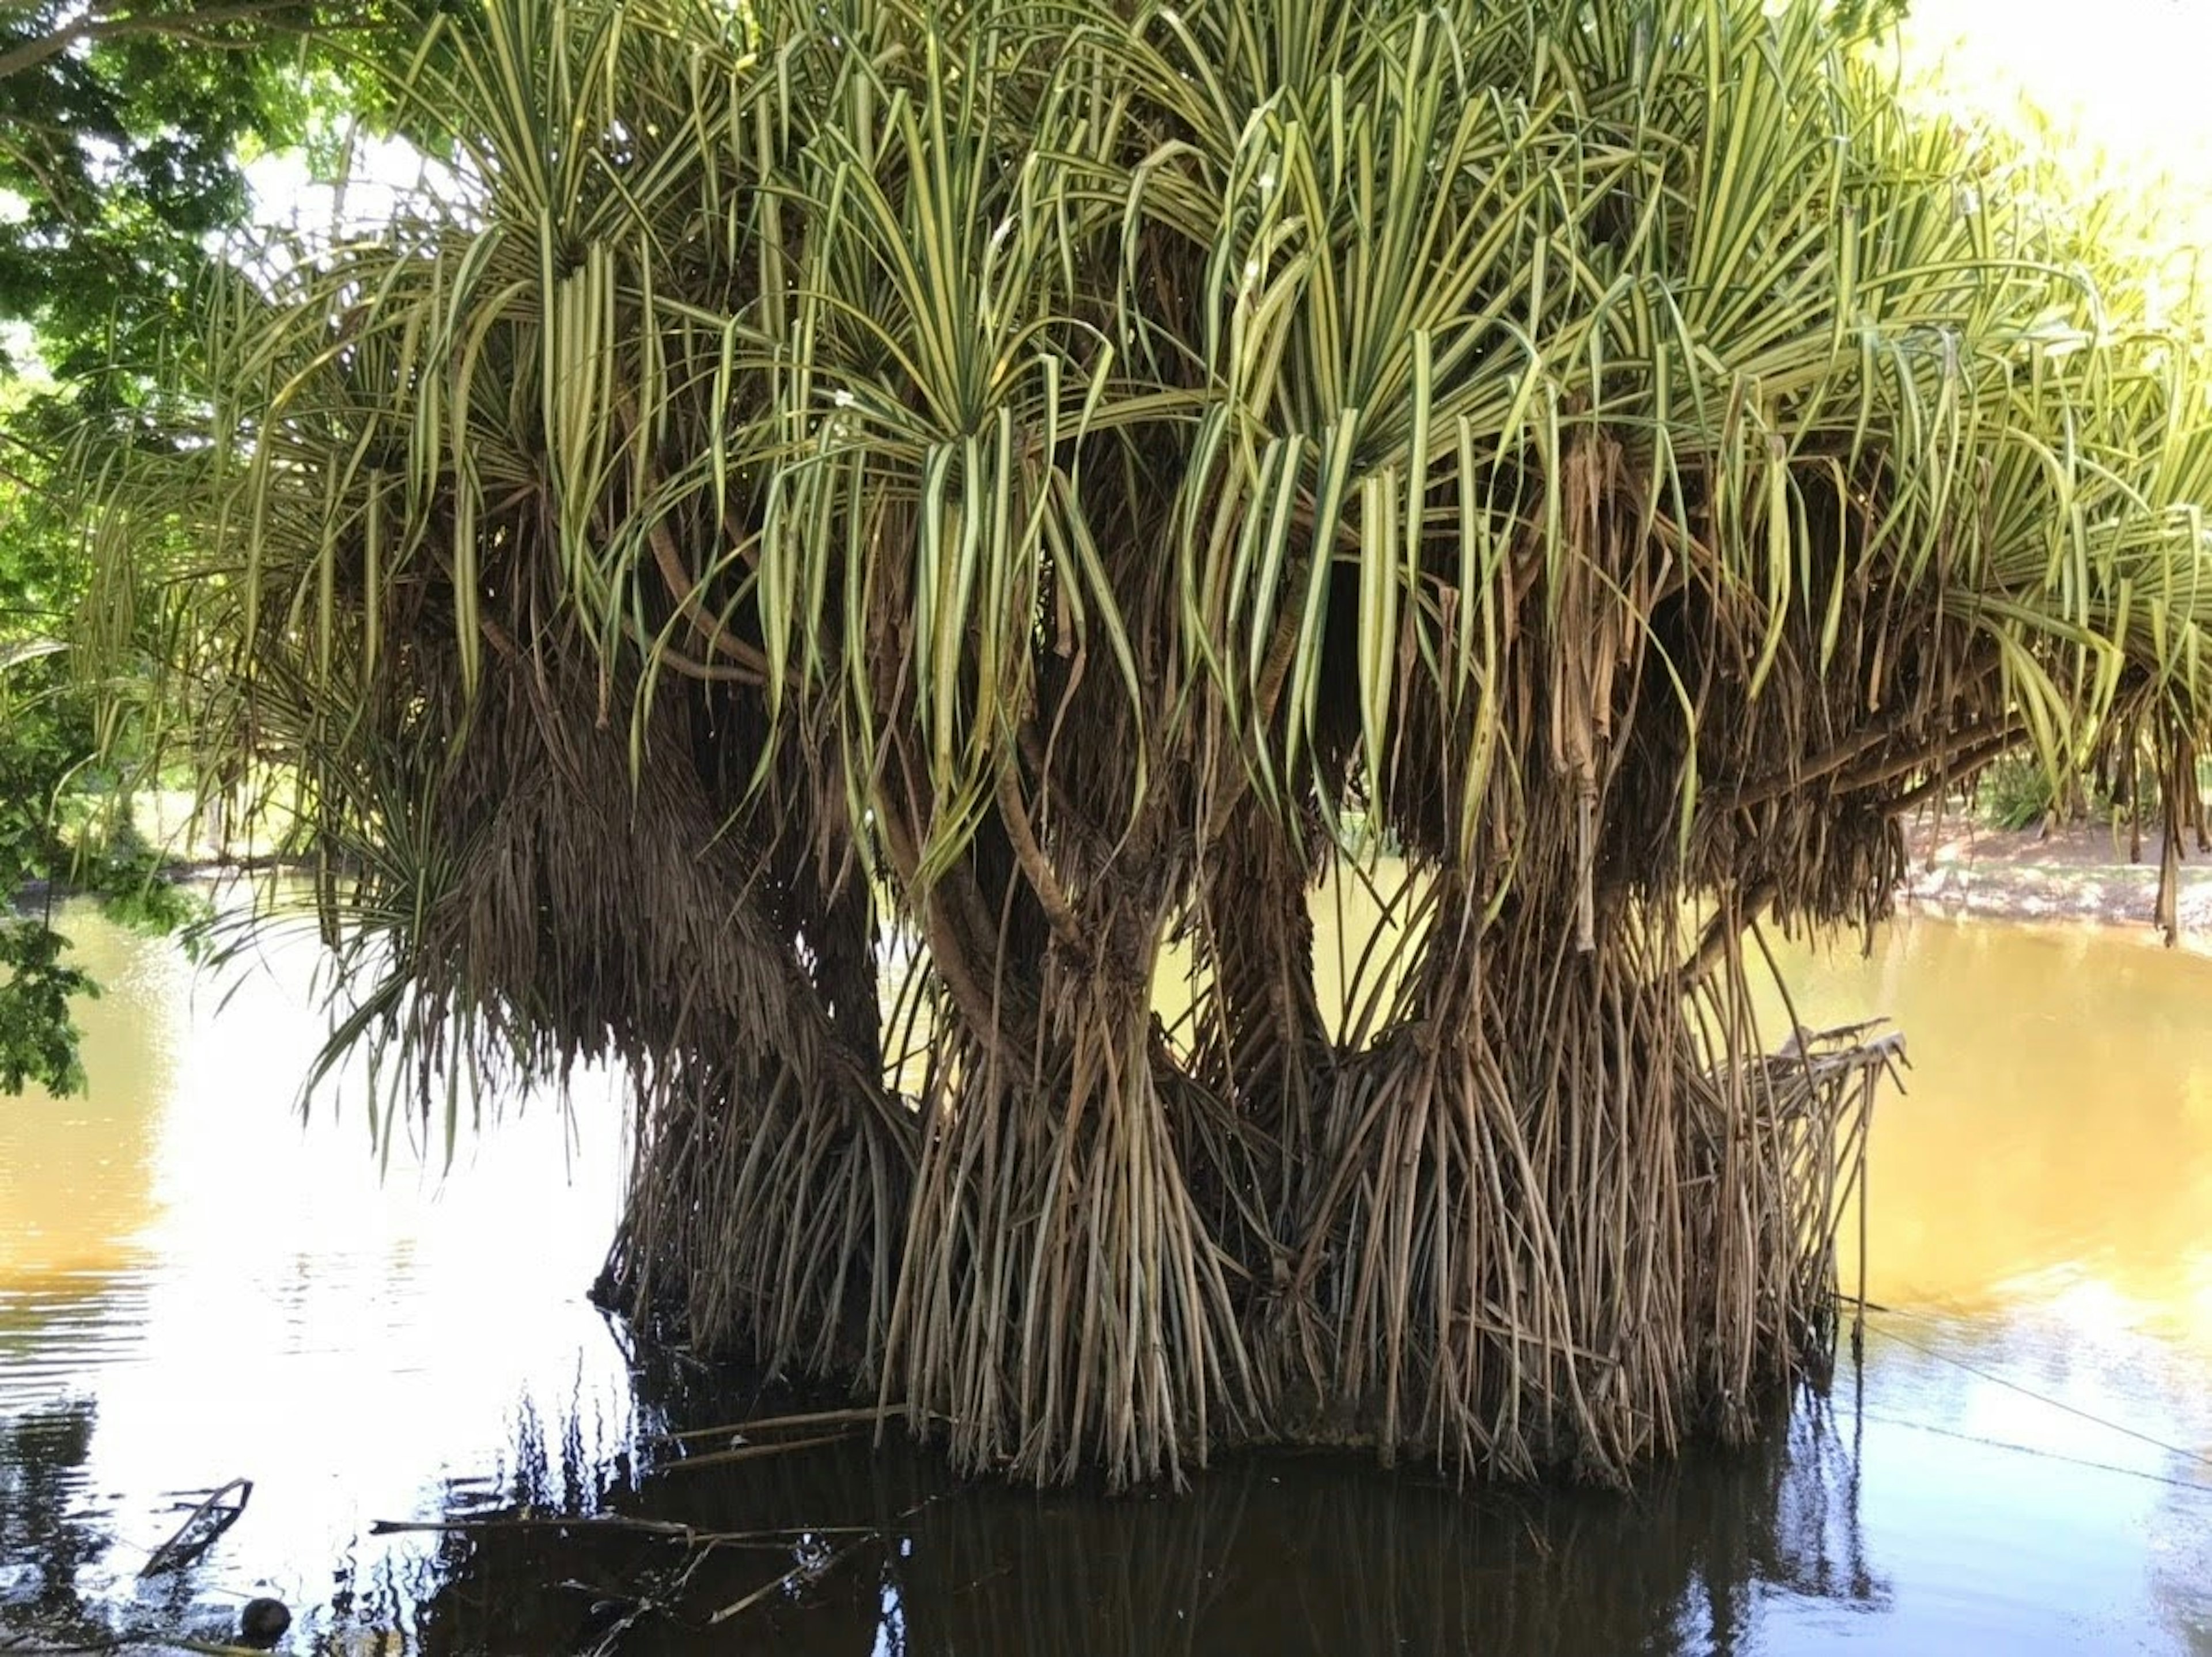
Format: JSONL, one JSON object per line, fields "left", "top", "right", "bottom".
{"left": 370, "top": 1514, "right": 694, "bottom": 1540}
{"left": 705, "top": 1534, "right": 877, "bottom": 1626}
{"left": 367, "top": 1513, "right": 874, "bottom": 1544}
{"left": 139, "top": 1478, "right": 252, "bottom": 1578}
{"left": 650, "top": 1405, "right": 899, "bottom": 1445}
{"left": 658, "top": 1428, "right": 855, "bottom": 1473}
{"left": 577, "top": 1544, "right": 718, "bottom": 1657}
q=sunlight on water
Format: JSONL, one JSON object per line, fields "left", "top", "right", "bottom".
{"left": 1763, "top": 917, "right": 2212, "bottom": 1340}
{"left": 0, "top": 897, "right": 637, "bottom": 1645}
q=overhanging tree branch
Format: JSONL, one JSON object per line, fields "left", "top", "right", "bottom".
{"left": 0, "top": 1, "right": 303, "bottom": 82}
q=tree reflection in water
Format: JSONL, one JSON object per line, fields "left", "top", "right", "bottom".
{"left": 0, "top": 1400, "right": 112, "bottom": 1643}
{"left": 419, "top": 1379, "right": 1885, "bottom": 1656}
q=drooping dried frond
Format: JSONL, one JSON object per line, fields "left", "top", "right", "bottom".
{"left": 76, "top": 0, "right": 2212, "bottom": 1487}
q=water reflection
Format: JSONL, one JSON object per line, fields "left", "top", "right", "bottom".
{"left": 8, "top": 907, "right": 2212, "bottom": 1653}
{"left": 0, "top": 1401, "right": 110, "bottom": 1640}
{"left": 416, "top": 1389, "right": 1882, "bottom": 1657}
{"left": 0, "top": 915, "right": 183, "bottom": 1281}
{"left": 1, "top": 897, "right": 635, "bottom": 1651}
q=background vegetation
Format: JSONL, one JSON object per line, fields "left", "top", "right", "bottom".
{"left": 0, "top": 1, "right": 449, "bottom": 1091}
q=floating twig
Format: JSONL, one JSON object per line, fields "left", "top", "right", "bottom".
{"left": 705, "top": 1535, "right": 876, "bottom": 1626}
{"left": 579, "top": 1544, "right": 717, "bottom": 1657}
{"left": 651, "top": 1405, "right": 899, "bottom": 1445}
{"left": 370, "top": 1513, "right": 694, "bottom": 1540}
{"left": 367, "top": 1512, "right": 875, "bottom": 1544}
{"left": 661, "top": 1429, "right": 855, "bottom": 1473}
{"left": 139, "top": 1478, "right": 252, "bottom": 1578}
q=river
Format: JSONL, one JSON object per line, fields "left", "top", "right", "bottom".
{"left": 4, "top": 900, "right": 2211, "bottom": 1654}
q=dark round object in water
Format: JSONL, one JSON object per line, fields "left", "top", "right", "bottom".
{"left": 238, "top": 1596, "right": 291, "bottom": 1647}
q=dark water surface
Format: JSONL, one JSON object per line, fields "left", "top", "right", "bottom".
{"left": 5, "top": 905, "right": 2212, "bottom": 1654}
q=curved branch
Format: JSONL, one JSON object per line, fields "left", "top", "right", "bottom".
{"left": 646, "top": 518, "right": 772, "bottom": 684}
{"left": 1885, "top": 723, "right": 2029, "bottom": 813}
{"left": 1850, "top": 718, "right": 2026, "bottom": 804}
{"left": 994, "top": 756, "right": 1088, "bottom": 958}
{"left": 0, "top": 1, "right": 299, "bottom": 81}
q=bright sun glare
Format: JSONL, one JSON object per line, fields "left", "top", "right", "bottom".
{"left": 1903, "top": 0, "right": 2212, "bottom": 167}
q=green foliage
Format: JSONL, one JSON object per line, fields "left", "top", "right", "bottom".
{"left": 0, "top": 1, "right": 346, "bottom": 1093}
{"left": 0, "top": 634, "right": 212, "bottom": 1094}
{"left": 0, "top": 919, "right": 95, "bottom": 1096}
{"left": 1831, "top": 0, "right": 1912, "bottom": 37}
{"left": 0, "top": 668, "right": 81, "bottom": 884}
{"left": 1978, "top": 754, "right": 2062, "bottom": 832}
{"left": 0, "top": 2, "right": 316, "bottom": 380}
{"left": 2, "top": 329, "right": 209, "bottom": 1097}
{"left": 1, "top": 423, "right": 94, "bottom": 1095}
{"left": 0, "top": 732, "right": 94, "bottom": 1098}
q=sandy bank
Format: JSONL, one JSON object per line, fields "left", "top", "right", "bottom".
{"left": 1900, "top": 815, "right": 2212, "bottom": 946}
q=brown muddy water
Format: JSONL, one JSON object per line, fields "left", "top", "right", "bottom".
{"left": 5, "top": 903, "right": 2212, "bottom": 1654}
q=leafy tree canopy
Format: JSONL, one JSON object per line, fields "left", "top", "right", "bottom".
{"left": 0, "top": 2, "right": 325, "bottom": 378}
{"left": 0, "top": 1, "right": 342, "bottom": 1094}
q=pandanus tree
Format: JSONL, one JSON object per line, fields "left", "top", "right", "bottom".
{"left": 79, "top": 0, "right": 2212, "bottom": 1487}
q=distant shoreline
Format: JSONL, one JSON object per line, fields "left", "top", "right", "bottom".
{"left": 7, "top": 855, "right": 317, "bottom": 914}
{"left": 17, "top": 829, "right": 2208, "bottom": 957}
{"left": 1900, "top": 814, "right": 2212, "bottom": 949}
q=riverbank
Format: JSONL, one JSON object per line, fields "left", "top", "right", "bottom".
{"left": 1901, "top": 812, "right": 2212, "bottom": 946}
